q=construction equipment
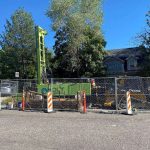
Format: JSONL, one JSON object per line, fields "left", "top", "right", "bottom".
{"left": 35, "top": 26, "right": 91, "bottom": 96}
{"left": 35, "top": 26, "right": 47, "bottom": 85}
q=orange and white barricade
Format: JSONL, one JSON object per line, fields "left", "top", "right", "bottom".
{"left": 22, "top": 89, "right": 25, "bottom": 111}
{"left": 82, "top": 91, "right": 87, "bottom": 113}
{"left": 126, "top": 91, "right": 132, "bottom": 115}
{"left": 47, "top": 92, "right": 53, "bottom": 112}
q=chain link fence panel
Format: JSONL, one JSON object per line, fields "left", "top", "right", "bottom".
{"left": 117, "top": 77, "right": 150, "bottom": 110}
{"left": 0, "top": 79, "right": 37, "bottom": 110}
{"left": 87, "top": 77, "right": 116, "bottom": 110}
{"left": 1, "top": 77, "right": 150, "bottom": 111}
{"left": 51, "top": 78, "right": 91, "bottom": 111}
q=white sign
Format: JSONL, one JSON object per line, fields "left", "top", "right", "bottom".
{"left": 15, "top": 72, "right": 19, "bottom": 78}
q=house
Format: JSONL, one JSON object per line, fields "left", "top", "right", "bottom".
{"left": 104, "top": 47, "right": 143, "bottom": 76}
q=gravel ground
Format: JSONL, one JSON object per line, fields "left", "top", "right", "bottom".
{"left": 0, "top": 110, "right": 150, "bottom": 150}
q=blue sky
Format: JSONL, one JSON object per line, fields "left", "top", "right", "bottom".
{"left": 0, "top": 0, "right": 149, "bottom": 50}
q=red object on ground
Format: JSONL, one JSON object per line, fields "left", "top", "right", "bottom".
{"left": 22, "top": 90, "right": 25, "bottom": 111}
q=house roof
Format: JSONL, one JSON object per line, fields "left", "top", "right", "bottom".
{"left": 107, "top": 47, "right": 141, "bottom": 57}
{"left": 105, "top": 47, "right": 143, "bottom": 61}
{"left": 104, "top": 56, "right": 124, "bottom": 63}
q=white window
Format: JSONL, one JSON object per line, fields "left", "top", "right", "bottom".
{"left": 128, "top": 57, "right": 137, "bottom": 70}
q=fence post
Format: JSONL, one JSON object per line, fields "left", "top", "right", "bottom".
{"left": 126, "top": 91, "right": 133, "bottom": 115}
{"left": 47, "top": 92, "right": 53, "bottom": 112}
{"left": 78, "top": 91, "right": 83, "bottom": 112}
{"left": 22, "top": 87, "right": 25, "bottom": 111}
{"left": 115, "top": 77, "right": 118, "bottom": 112}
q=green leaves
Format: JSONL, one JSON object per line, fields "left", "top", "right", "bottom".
{"left": 0, "top": 8, "right": 36, "bottom": 79}
{"left": 47, "top": 0, "right": 106, "bottom": 77}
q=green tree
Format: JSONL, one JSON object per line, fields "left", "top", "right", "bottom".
{"left": 0, "top": 49, "right": 4, "bottom": 78}
{"left": 0, "top": 8, "right": 36, "bottom": 79}
{"left": 52, "top": 26, "right": 75, "bottom": 77}
{"left": 0, "top": 49, "right": 15, "bottom": 78}
{"left": 45, "top": 48, "right": 54, "bottom": 78}
{"left": 79, "top": 27, "right": 106, "bottom": 77}
{"left": 47, "top": 0, "right": 106, "bottom": 77}
{"left": 52, "top": 26, "right": 106, "bottom": 77}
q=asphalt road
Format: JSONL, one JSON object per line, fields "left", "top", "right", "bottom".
{"left": 0, "top": 110, "right": 150, "bottom": 150}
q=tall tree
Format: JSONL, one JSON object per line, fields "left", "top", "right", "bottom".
{"left": 52, "top": 26, "right": 77, "bottom": 77}
{"left": 0, "top": 8, "right": 36, "bottom": 79}
{"left": 79, "top": 27, "right": 106, "bottom": 77}
{"left": 47, "top": 0, "right": 106, "bottom": 77}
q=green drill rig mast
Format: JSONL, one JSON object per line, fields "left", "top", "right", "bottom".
{"left": 35, "top": 26, "right": 91, "bottom": 95}
{"left": 35, "top": 26, "right": 47, "bottom": 85}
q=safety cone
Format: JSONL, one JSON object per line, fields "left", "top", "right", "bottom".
{"left": 81, "top": 91, "right": 87, "bottom": 113}
{"left": 22, "top": 89, "right": 25, "bottom": 111}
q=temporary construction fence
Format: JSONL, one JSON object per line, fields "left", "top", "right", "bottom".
{"left": 23, "top": 89, "right": 46, "bottom": 111}
{"left": 1, "top": 77, "right": 150, "bottom": 112}
{"left": 23, "top": 79, "right": 87, "bottom": 112}
{"left": 0, "top": 79, "right": 37, "bottom": 110}
{"left": 0, "top": 80, "right": 18, "bottom": 96}
{"left": 88, "top": 77, "right": 150, "bottom": 111}
{"left": 49, "top": 78, "right": 90, "bottom": 111}
{"left": 116, "top": 77, "right": 150, "bottom": 110}
{"left": 22, "top": 89, "right": 86, "bottom": 112}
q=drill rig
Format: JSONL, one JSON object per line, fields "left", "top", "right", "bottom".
{"left": 35, "top": 26, "right": 91, "bottom": 96}
{"left": 35, "top": 26, "right": 47, "bottom": 85}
